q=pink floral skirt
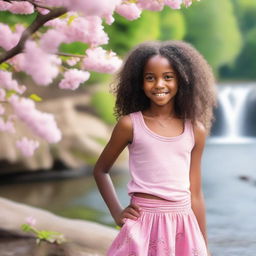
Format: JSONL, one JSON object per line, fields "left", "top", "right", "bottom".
{"left": 107, "top": 195, "right": 207, "bottom": 256}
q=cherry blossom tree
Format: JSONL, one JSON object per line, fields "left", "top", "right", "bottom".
{"left": 0, "top": 0, "right": 196, "bottom": 157}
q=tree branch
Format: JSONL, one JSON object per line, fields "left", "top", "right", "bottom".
{"left": 0, "top": 6, "right": 67, "bottom": 64}
{"left": 2, "top": 0, "right": 53, "bottom": 11}
{"left": 57, "top": 52, "right": 85, "bottom": 58}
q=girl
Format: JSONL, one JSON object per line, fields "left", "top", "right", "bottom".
{"left": 93, "top": 40, "right": 217, "bottom": 256}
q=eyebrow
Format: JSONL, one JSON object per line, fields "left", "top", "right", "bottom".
{"left": 144, "top": 72, "right": 175, "bottom": 75}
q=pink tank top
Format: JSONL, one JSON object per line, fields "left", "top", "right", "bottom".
{"left": 127, "top": 111, "right": 195, "bottom": 202}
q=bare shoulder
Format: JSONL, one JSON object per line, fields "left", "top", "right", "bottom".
{"left": 192, "top": 120, "right": 207, "bottom": 147}
{"left": 192, "top": 120, "right": 207, "bottom": 137}
{"left": 117, "top": 114, "right": 133, "bottom": 129}
{"left": 112, "top": 114, "right": 133, "bottom": 144}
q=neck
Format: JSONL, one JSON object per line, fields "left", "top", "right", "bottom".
{"left": 146, "top": 103, "right": 176, "bottom": 118}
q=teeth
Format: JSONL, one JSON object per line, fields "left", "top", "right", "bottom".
{"left": 154, "top": 93, "right": 168, "bottom": 96}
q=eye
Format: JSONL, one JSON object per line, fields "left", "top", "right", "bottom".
{"left": 145, "top": 75, "right": 154, "bottom": 81}
{"left": 164, "top": 75, "right": 174, "bottom": 80}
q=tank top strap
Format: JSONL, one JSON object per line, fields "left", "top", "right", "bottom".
{"left": 187, "top": 119, "right": 195, "bottom": 146}
{"left": 129, "top": 111, "right": 141, "bottom": 144}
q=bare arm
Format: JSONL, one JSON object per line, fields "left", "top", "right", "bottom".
{"left": 190, "top": 121, "right": 209, "bottom": 249}
{"left": 93, "top": 115, "right": 140, "bottom": 226}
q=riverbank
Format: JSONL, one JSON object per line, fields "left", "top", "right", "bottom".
{"left": 0, "top": 197, "right": 117, "bottom": 256}
{"left": 0, "top": 233, "right": 105, "bottom": 256}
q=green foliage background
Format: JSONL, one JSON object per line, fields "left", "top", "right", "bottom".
{"left": 182, "top": 0, "right": 242, "bottom": 75}
{"left": 219, "top": 0, "right": 256, "bottom": 79}
{"left": 104, "top": 10, "right": 160, "bottom": 56}
{"left": 90, "top": 91, "right": 116, "bottom": 124}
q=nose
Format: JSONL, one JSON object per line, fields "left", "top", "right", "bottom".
{"left": 155, "top": 78, "right": 165, "bottom": 89}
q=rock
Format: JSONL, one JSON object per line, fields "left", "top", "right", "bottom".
{"left": 0, "top": 237, "right": 105, "bottom": 256}
{"left": 0, "top": 94, "right": 115, "bottom": 171}
{"left": 0, "top": 197, "right": 117, "bottom": 255}
{"left": 0, "top": 236, "right": 107, "bottom": 256}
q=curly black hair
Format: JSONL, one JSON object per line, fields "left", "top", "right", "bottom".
{"left": 110, "top": 40, "right": 217, "bottom": 134}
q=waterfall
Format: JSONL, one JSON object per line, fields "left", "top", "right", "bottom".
{"left": 208, "top": 83, "right": 256, "bottom": 144}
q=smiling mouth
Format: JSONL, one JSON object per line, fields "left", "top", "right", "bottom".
{"left": 152, "top": 92, "right": 170, "bottom": 96}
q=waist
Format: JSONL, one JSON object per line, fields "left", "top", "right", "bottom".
{"left": 128, "top": 181, "right": 191, "bottom": 202}
{"left": 131, "top": 194, "right": 192, "bottom": 213}
{"left": 133, "top": 192, "right": 167, "bottom": 200}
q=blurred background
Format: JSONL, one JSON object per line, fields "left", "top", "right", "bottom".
{"left": 0, "top": 0, "right": 256, "bottom": 255}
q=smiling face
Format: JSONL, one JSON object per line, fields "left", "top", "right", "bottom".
{"left": 143, "top": 55, "right": 178, "bottom": 108}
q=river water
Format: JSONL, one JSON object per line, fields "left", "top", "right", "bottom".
{"left": 202, "top": 141, "right": 256, "bottom": 255}
{"left": 0, "top": 139, "right": 256, "bottom": 256}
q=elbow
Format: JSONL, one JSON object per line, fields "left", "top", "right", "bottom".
{"left": 93, "top": 167, "right": 101, "bottom": 180}
{"left": 93, "top": 165, "right": 109, "bottom": 179}
{"left": 93, "top": 168, "right": 102, "bottom": 185}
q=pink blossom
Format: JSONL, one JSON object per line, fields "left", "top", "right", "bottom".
{"left": 16, "top": 138, "right": 39, "bottom": 157}
{"left": 7, "top": 53, "right": 25, "bottom": 72}
{"left": 25, "top": 216, "right": 37, "bottom": 226}
{"left": 86, "top": 16, "right": 109, "bottom": 47}
{"left": 65, "top": 0, "right": 121, "bottom": 19}
{"left": 0, "top": 70, "right": 26, "bottom": 94}
{"left": 47, "top": 15, "right": 108, "bottom": 47}
{"left": 165, "top": 0, "right": 182, "bottom": 9}
{"left": 21, "top": 41, "right": 61, "bottom": 86}
{"left": 8, "top": 1, "right": 34, "bottom": 14}
{"left": 66, "top": 57, "right": 80, "bottom": 66}
{"left": 15, "top": 24, "right": 25, "bottom": 35}
{"left": 183, "top": 0, "right": 192, "bottom": 7}
{"left": 35, "top": 0, "right": 67, "bottom": 7}
{"left": 62, "top": 16, "right": 94, "bottom": 43}
{"left": 45, "top": 17, "right": 66, "bottom": 29}
{"left": 137, "top": 0, "right": 164, "bottom": 11}
{"left": 0, "top": 0, "right": 11, "bottom": 11}
{"left": 36, "top": 7, "right": 50, "bottom": 15}
{"left": 115, "top": 3, "right": 142, "bottom": 21}
{"left": 45, "top": 0, "right": 120, "bottom": 24}
{"left": 104, "top": 14, "right": 115, "bottom": 25}
{"left": 83, "top": 47, "right": 122, "bottom": 73}
{"left": 9, "top": 95, "right": 62, "bottom": 143}
{"left": 59, "top": 69, "right": 90, "bottom": 90}
{"left": 40, "top": 29, "right": 66, "bottom": 53}
{"left": 0, "top": 23, "right": 25, "bottom": 51}
{"left": 0, "top": 117, "right": 16, "bottom": 133}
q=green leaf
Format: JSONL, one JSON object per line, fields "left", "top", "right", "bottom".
{"left": 0, "top": 63, "right": 10, "bottom": 71}
{"left": 21, "top": 222, "right": 66, "bottom": 245}
{"left": 59, "top": 13, "right": 68, "bottom": 20}
{"left": 21, "top": 224, "right": 32, "bottom": 232}
{"left": 6, "top": 90, "right": 17, "bottom": 98}
{"left": 68, "top": 15, "right": 77, "bottom": 25}
{"left": 29, "top": 94, "right": 42, "bottom": 102}
{"left": 0, "top": 11, "right": 36, "bottom": 26}
{"left": 37, "top": 230, "right": 51, "bottom": 239}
